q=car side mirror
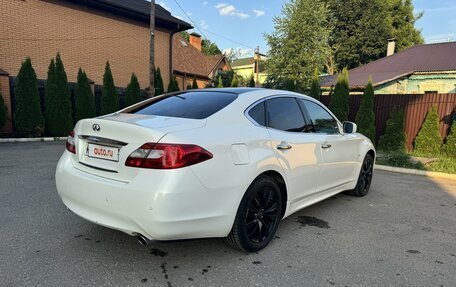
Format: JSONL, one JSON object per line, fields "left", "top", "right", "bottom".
{"left": 343, "top": 121, "right": 357, "bottom": 134}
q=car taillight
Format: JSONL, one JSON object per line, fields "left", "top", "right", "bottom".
{"left": 66, "top": 131, "right": 76, "bottom": 154}
{"left": 125, "top": 143, "right": 213, "bottom": 169}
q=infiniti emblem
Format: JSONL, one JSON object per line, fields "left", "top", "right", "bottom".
{"left": 92, "top": 124, "right": 101, "bottom": 132}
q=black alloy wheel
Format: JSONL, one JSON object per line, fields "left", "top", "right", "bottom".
{"left": 346, "top": 153, "right": 374, "bottom": 197}
{"left": 226, "top": 176, "right": 282, "bottom": 252}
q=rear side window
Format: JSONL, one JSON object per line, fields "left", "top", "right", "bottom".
{"left": 266, "top": 97, "right": 306, "bottom": 132}
{"left": 302, "top": 100, "right": 339, "bottom": 134}
{"left": 248, "top": 102, "right": 266, "bottom": 126}
{"left": 133, "top": 92, "right": 238, "bottom": 119}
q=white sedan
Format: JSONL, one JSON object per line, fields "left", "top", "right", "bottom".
{"left": 55, "top": 88, "right": 375, "bottom": 252}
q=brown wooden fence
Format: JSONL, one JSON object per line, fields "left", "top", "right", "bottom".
{"left": 320, "top": 93, "right": 456, "bottom": 150}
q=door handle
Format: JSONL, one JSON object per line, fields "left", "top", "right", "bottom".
{"left": 277, "top": 141, "right": 292, "bottom": 150}
{"left": 321, "top": 142, "right": 332, "bottom": 149}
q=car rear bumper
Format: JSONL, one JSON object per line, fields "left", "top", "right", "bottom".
{"left": 55, "top": 152, "right": 240, "bottom": 240}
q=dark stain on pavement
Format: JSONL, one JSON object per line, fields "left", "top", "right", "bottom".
{"left": 406, "top": 249, "right": 421, "bottom": 254}
{"left": 252, "top": 261, "right": 262, "bottom": 265}
{"left": 327, "top": 279, "right": 336, "bottom": 286}
{"left": 435, "top": 260, "right": 444, "bottom": 264}
{"left": 188, "top": 277, "right": 193, "bottom": 281}
{"left": 140, "top": 278, "right": 147, "bottom": 283}
{"left": 151, "top": 248, "right": 168, "bottom": 257}
{"left": 297, "top": 216, "right": 330, "bottom": 229}
{"left": 74, "top": 234, "right": 83, "bottom": 238}
{"left": 201, "top": 265, "right": 211, "bottom": 275}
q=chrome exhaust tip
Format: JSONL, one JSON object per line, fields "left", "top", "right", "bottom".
{"left": 137, "top": 234, "right": 152, "bottom": 246}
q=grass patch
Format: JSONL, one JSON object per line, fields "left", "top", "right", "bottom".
{"left": 377, "top": 152, "right": 456, "bottom": 174}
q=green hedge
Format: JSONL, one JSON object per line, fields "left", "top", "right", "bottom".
{"left": 413, "top": 105, "right": 441, "bottom": 156}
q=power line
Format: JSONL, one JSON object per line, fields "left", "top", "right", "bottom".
{"left": 171, "top": 0, "right": 207, "bottom": 39}
{"left": 201, "top": 28, "right": 254, "bottom": 50}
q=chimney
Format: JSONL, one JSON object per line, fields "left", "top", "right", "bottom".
{"left": 189, "top": 32, "right": 202, "bottom": 51}
{"left": 387, "top": 38, "right": 396, "bottom": 56}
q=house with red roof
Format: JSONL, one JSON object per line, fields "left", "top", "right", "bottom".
{"left": 173, "top": 33, "right": 230, "bottom": 90}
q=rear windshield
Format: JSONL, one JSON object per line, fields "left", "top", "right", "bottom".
{"left": 132, "top": 92, "right": 238, "bottom": 119}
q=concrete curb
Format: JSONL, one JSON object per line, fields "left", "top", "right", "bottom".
{"left": 0, "top": 137, "right": 67, "bottom": 143}
{"left": 375, "top": 164, "right": 456, "bottom": 180}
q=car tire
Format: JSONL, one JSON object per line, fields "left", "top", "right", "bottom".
{"left": 225, "top": 176, "right": 282, "bottom": 252}
{"left": 345, "top": 153, "right": 374, "bottom": 197}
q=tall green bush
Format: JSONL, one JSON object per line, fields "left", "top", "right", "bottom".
{"left": 192, "top": 77, "right": 198, "bottom": 89}
{"left": 329, "top": 67, "right": 350, "bottom": 122}
{"left": 167, "top": 75, "right": 179, "bottom": 92}
{"left": 45, "top": 54, "right": 73, "bottom": 136}
{"left": 378, "top": 107, "right": 406, "bottom": 152}
{"left": 74, "top": 68, "right": 96, "bottom": 121}
{"left": 155, "top": 67, "right": 165, "bottom": 95}
{"left": 125, "top": 73, "right": 141, "bottom": 106}
{"left": 442, "top": 118, "right": 456, "bottom": 157}
{"left": 217, "top": 75, "right": 223, "bottom": 88}
{"left": 414, "top": 105, "right": 441, "bottom": 156}
{"left": 355, "top": 77, "right": 376, "bottom": 143}
{"left": 101, "top": 61, "right": 119, "bottom": 115}
{"left": 231, "top": 74, "right": 239, "bottom": 87}
{"left": 308, "top": 68, "right": 321, "bottom": 100}
{"left": 186, "top": 83, "right": 192, "bottom": 90}
{"left": 14, "top": 58, "right": 44, "bottom": 137}
{"left": 0, "top": 92, "right": 7, "bottom": 130}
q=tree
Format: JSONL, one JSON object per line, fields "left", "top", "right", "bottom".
{"left": 186, "top": 83, "right": 192, "bottom": 90}
{"left": 217, "top": 75, "right": 223, "bottom": 88}
{"left": 74, "top": 68, "right": 96, "bottom": 121}
{"left": 414, "top": 105, "right": 442, "bottom": 156}
{"left": 249, "top": 75, "right": 256, "bottom": 87}
{"left": 328, "top": 0, "right": 391, "bottom": 70}
{"left": 442, "top": 118, "right": 456, "bottom": 158}
{"left": 265, "top": 0, "right": 330, "bottom": 91}
{"left": 154, "top": 67, "right": 165, "bottom": 95}
{"left": 45, "top": 54, "right": 73, "bottom": 136}
{"left": 308, "top": 68, "right": 321, "bottom": 100}
{"left": 14, "top": 58, "right": 45, "bottom": 136}
{"left": 388, "top": 0, "right": 424, "bottom": 52}
{"left": 125, "top": 73, "right": 141, "bottom": 106}
{"left": 378, "top": 107, "right": 406, "bottom": 152}
{"left": 329, "top": 68, "right": 349, "bottom": 122}
{"left": 101, "top": 61, "right": 119, "bottom": 115}
{"left": 167, "top": 75, "right": 179, "bottom": 92}
{"left": 211, "top": 70, "right": 233, "bottom": 87}
{"left": 0, "top": 92, "right": 7, "bottom": 130}
{"left": 231, "top": 74, "right": 239, "bottom": 87}
{"left": 327, "top": 0, "right": 423, "bottom": 71}
{"left": 355, "top": 77, "right": 376, "bottom": 143}
{"left": 192, "top": 77, "right": 199, "bottom": 89}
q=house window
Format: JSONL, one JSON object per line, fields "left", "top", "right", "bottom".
{"left": 424, "top": 91, "right": 438, "bottom": 94}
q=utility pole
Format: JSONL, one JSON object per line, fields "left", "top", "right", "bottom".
{"left": 149, "top": 0, "right": 155, "bottom": 97}
{"left": 255, "top": 46, "right": 259, "bottom": 87}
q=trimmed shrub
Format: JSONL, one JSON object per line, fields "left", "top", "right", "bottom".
{"left": 186, "top": 83, "right": 192, "bottom": 90}
{"left": 442, "top": 118, "right": 456, "bottom": 157}
{"left": 0, "top": 92, "right": 7, "bottom": 130}
{"left": 308, "top": 68, "right": 321, "bottom": 100}
{"left": 217, "top": 75, "right": 223, "bottom": 88}
{"left": 249, "top": 75, "right": 256, "bottom": 87}
{"left": 14, "top": 58, "right": 45, "bottom": 137}
{"left": 377, "top": 107, "right": 406, "bottom": 152}
{"left": 155, "top": 67, "right": 165, "bottom": 95}
{"left": 192, "top": 77, "right": 198, "bottom": 89}
{"left": 329, "top": 68, "right": 349, "bottom": 122}
{"left": 45, "top": 54, "right": 73, "bottom": 136}
{"left": 355, "top": 77, "right": 376, "bottom": 143}
{"left": 414, "top": 105, "right": 442, "bottom": 156}
{"left": 101, "top": 61, "right": 119, "bottom": 115}
{"left": 167, "top": 75, "right": 179, "bottom": 92}
{"left": 125, "top": 73, "right": 141, "bottom": 106}
{"left": 74, "top": 68, "right": 96, "bottom": 121}
{"left": 231, "top": 74, "right": 239, "bottom": 87}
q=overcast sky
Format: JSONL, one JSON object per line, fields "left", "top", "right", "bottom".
{"left": 157, "top": 0, "right": 456, "bottom": 58}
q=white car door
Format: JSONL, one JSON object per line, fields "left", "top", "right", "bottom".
{"left": 262, "top": 97, "right": 324, "bottom": 206}
{"left": 301, "top": 99, "right": 359, "bottom": 191}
